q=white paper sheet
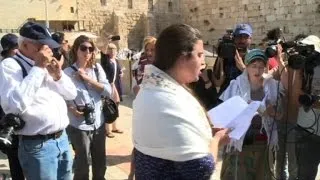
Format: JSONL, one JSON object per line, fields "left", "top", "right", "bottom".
{"left": 208, "top": 96, "right": 261, "bottom": 140}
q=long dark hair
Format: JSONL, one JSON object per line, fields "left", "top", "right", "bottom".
{"left": 70, "top": 35, "right": 96, "bottom": 67}
{"left": 153, "top": 24, "right": 202, "bottom": 72}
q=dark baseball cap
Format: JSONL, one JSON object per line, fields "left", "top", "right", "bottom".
{"left": 1, "top": 33, "right": 18, "bottom": 56}
{"left": 19, "top": 22, "right": 60, "bottom": 49}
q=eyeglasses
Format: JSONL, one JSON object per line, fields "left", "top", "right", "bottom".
{"left": 79, "top": 45, "right": 94, "bottom": 52}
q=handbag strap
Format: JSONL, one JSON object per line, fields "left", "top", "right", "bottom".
{"left": 70, "top": 65, "right": 96, "bottom": 107}
{"left": 112, "top": 60, "right": 117, "bottom": 83}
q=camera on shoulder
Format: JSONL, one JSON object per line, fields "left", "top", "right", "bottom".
{"left": 217, "top": 29, "right": 236, "bottom": 59}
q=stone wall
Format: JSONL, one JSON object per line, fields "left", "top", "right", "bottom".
{"left": 1, "top": 0, "right": 319, "bottom": 48}
{"left": 0, "top": 0, "right": 77, "bottom": 30}
{"left": 180, "top": 0, "right": 320, "bottom": 46}
{"left": 77, "top": 0, "right": 183, "bottom": 50}
{"left": 77, "top": 0, "right": 149, "bottom": 50}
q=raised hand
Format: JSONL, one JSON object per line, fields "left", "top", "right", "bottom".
{"left": 47, "top": 56, "right": 64, "bottom": 81}
{"left": 34, "top": 45, "right": 53, "bottom": 68}
{"left": 235, "top": 49, "right": 246, "bottom": 71}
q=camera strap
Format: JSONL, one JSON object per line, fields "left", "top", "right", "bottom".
{"left": 70, "top": 65, "right": 97, "bottom": 108}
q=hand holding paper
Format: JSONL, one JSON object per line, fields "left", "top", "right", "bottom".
{"left": 208, "top": 96, "right": 261, "bottom": 140}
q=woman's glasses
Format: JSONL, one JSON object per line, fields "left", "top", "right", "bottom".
{"left": 79, "top": 45, "right": 94, "bottom": 52}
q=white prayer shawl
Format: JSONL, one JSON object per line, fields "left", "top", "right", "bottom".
{"left": 220, "top": 71, "right": 281, "bottom": 152}
{"left": 132, "top": 65, "right": 212, "bottom": 161}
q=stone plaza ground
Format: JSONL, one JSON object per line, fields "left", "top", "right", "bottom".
{"left": 0, "top": 96, "right": 319, "bottom": 179}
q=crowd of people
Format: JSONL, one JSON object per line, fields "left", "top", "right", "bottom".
{"left": 131, "top": 23, "right": 320, "bottom": 180}
{"left": 0, "top": 20, "right": 320, "bottom": 180}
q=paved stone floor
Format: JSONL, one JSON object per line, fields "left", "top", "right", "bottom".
{"left": 0, "top": 96, "right": 320, "bottom": 179}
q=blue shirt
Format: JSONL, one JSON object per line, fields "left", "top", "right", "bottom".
{"left": 64, "top": 63, "right": 112, "bottom": 131}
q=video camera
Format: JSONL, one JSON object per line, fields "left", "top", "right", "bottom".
{"left": 264, "top": 28, "right": 320, "bottom": 71}
{"left": 0, "top": 114, "right": 25, "bottom": 149}
{"left": 264, "top": 27, "right": 292, "bottom": 58}
{"left": 287, "top": 43, "right": 320, "bottom": 71}
{"left": 286, "top": 40, "right": 320, "bottom": 109}
{"left": 265, "top": 40, "right": 298, "bottom": 58}
{"left": 217, "top": 29, "right": 236, "bottom": 59}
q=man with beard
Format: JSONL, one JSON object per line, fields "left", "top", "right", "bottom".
{"left": 213, "top": 23, "right": 253, "bottom": 95}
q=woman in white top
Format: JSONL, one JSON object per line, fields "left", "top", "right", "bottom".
{"left": 132, "top": 24, "right": 230, "bottom": 180}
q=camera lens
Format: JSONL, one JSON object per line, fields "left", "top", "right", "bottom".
{"left": 265, "top": 45, "right": 277, "bottom": 58}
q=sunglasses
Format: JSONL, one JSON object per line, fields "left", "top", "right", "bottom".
{"left": 79, "top": 45, "right": 94, "bottom": 52}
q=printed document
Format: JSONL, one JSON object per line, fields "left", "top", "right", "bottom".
{"left": 208, "top": 96, "right": 261, "bottom": 140}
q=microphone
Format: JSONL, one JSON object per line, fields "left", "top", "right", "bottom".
{"left": 299, "top": 94, "right": 320, "bottom": 112}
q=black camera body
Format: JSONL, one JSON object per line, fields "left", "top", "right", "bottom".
{"left": 265, "top": 40, "right": 298, "bottom": 58}
{"left": 217, "top": 29, "right": 236, "bottom": 59}
{"left": 299, "top": 94, "right": 320, "bottom": 112}
{"left": 0, "top": 114, "right": 25, "bottom": 149}
{"left": 288, "top": 43, "right": 319, "bottom": 71}
{"left": 288, "top": 43, "right": 320, "bottom": 101}
{"left": 78, "top": 103, "right": 95, "bottom": 125}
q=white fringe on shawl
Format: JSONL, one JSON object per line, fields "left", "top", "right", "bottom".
{"left": 219, "top": 71, "right": 282, "bottom": 152}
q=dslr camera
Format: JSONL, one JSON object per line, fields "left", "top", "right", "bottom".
{"left": 0, "top": 114, "right": 25, "bottom": 149}
{"left": 77, "top": 103, "right": 95, "bottom": 125}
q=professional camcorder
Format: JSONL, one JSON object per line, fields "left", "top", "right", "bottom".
{"left": 287, "top": 43, "right": 319, "bottom": 71}
{"left": 0, "top": 114, "right": 25, "bottom": 149}
{"left": 77, "top": 103, "right": 95, "bottom": 125}
{"left": 288, "top": 42, "right": 320, "bottom": 110}
{"left": 217, "top": 29, "right": 236, "bottom": 59}
{"left": 264, "top": 28, "right": 298, "bottom": 58}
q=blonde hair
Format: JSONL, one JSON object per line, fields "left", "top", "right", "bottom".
{"left": 143, "top": 36, "right": 157, "bottom": 51}
{"left": 107, "top": 43, "right": 117, "bottom": 50}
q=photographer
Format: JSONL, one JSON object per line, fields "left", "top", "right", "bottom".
{"left": 282, "top": 35, "right": 320, "bottom": 180}
{"left": 213, "top": 23, "right": 253, "bottom": 95}
{"left": 64, "top": 35, "right": 112, "bottom": 180}
{"left": 0, "top": 22, "right": 77, "bottom": 179}
{"left": 189, "top": 67, "right": 218, "bottom": 111}
{"left": 0, "top": 33, "right": 24, "bottom": 180}
{"left": 262, "top": 31, "right": 309, "bottom": 180}
{"left": 52, "top": 32, "right": 71, "bottom": 69}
